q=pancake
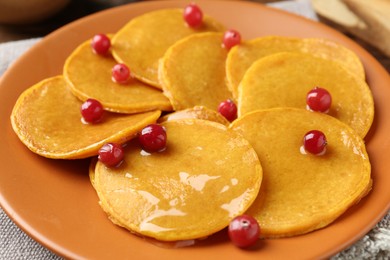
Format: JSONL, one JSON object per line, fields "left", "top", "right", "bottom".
{"left": 92, "top": 119, "right": 262, "bottom": 241}
{"left": 11, "top": 76, "right": 161, "bottom": 159}
{"left": 238, "top": 52, "right": 374, "bottom": 138}
{"left": 158, "top": 106, "right": 230, "bottom": 126}
{"left": 111, "top": 9, "right": 225, "bottom": 89}
{"left": 64, "top": 39, "right": 172, "bottom": 114}
{"left": 159, "top": 32, "right": 232, "bottom": 111}
{"left": 230, "top": 108, "right": 371, "bottom": 238}
{"left": 89, "top": 157, "right": 98, "bottom": 188}
{"left": 226, "top": 36, "right": 365, "bottom": 98}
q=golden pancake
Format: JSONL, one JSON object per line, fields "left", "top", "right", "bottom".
{"left": 112, "top": 9, "right": 225, "bottom": 89}
{"left": 226, "top": 36, "right": 365, "bottom": 98}
{"left": 92, "top": 119, "right": 262, "bottom": 241}
{"left": 238, "top": 52, "right": 374, "bottom": 138}
{"left": 63, "top": 39, "right": 172, "bottom": 114}
{"left": 159, "top": 32, "right": 232, "bottom": 111}
{"left": 158, "top": 106, "right": 229, "bottom": 126}
{"left": 11, "top": 76, "right": 161, "bottom": 159}
{"left": 89, "top": 157, "right": 98, "bottom": 188}
{"left": 230, "top": 108, "right": 371, "bottom": 238}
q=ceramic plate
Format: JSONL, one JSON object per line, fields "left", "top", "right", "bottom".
{"left": 0, "top": 1, "right": 389, "bottom": 259}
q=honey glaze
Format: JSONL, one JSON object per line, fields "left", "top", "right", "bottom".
{"left": 93, "top": 119, "right": 262, "bottom": 242}
{"left": 142, "top": 227, "right": 232, "bottom": 249}
{"left": 134, "top": 224, "right": 228, "bottom": 249}
{"left": 144, "top": 236, "right": 197, "bottom": 249}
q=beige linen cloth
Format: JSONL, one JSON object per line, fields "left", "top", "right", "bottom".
{"left": 1, "top": 0, "right": 389, "bottom": 259}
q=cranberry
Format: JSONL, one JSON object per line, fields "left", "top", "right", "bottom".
{"left": 91, "top": 34, "right": 111, "bottom": 55}
{"left": 139, "top": 124, "right": 167, "bottom": 153}
{"left": 223, "top": 29, "right": 241, "bottom": 50}
{"left": 98, "top": 143, "right": 124, "bottom": 167}
{"left": 303, "top": 130, "right": 327, "bottom": 155}
{"left": 228, "top": 215, "right": 260, "bottom": 248}
{"left": 218, "top": 99, "right": 237, "bottom": 122}
{"left": 306, "top": 87, "right": 332, "bottom": 113}
{"left": 80, "top": 98, "right": 104, "bottom": 123}
{"left": 112, "top": 63, "right": 131, "bottom": 84}
{"left": 183, "top": 3, "right": 203, "bottom": 28}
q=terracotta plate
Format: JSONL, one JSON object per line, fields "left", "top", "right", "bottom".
{"left": 0, "top": 1, "right": 389, "bottom": 259}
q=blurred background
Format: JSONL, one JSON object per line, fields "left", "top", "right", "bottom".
{"left": 0, "top": 0, "right": 389, "bottom": 70}
{"left": 0, "top": 0, "right": 283, "bottom": 42}
{"left": 0, "top": 0, "right": 141, "bottom": 42}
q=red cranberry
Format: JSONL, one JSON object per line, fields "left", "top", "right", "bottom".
{"left": 306, "top": 87, "right": 332, "bottom": 113}
{"left": 218, "top": 99, "right": 237, "bottom": 122}
{"left": 223, "top": 29, "right": 241, "bottom": 50}
{"left": 91, "top": 34, "right": 111, "bottom": 55}
{"left": 112, "top": 63, "right": 131, "bottom": 84}
{"left": 183, "top": 3, "right": 203, "bottom": 28}
{"left": 303, "top": 130, "right": 327, "bottom": 155}
{"left": 98, "top": 143, "right": 124, "bottom": 167}
{"left": 139, "top": 124, "right": 167, "bottom": 153}
{"left": 228, "top": 215, "right": 260, "bottom": 248}
{"left": 80, "top": 98, "right": 104, "bottom": 123}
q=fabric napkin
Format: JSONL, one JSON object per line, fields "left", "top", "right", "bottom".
{"left": 1, "top": 0, "right": 389, "bottom": 259}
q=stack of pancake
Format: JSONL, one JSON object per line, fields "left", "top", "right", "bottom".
{"left": 10, "top": 7, "right": 374, "bottom": 243}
